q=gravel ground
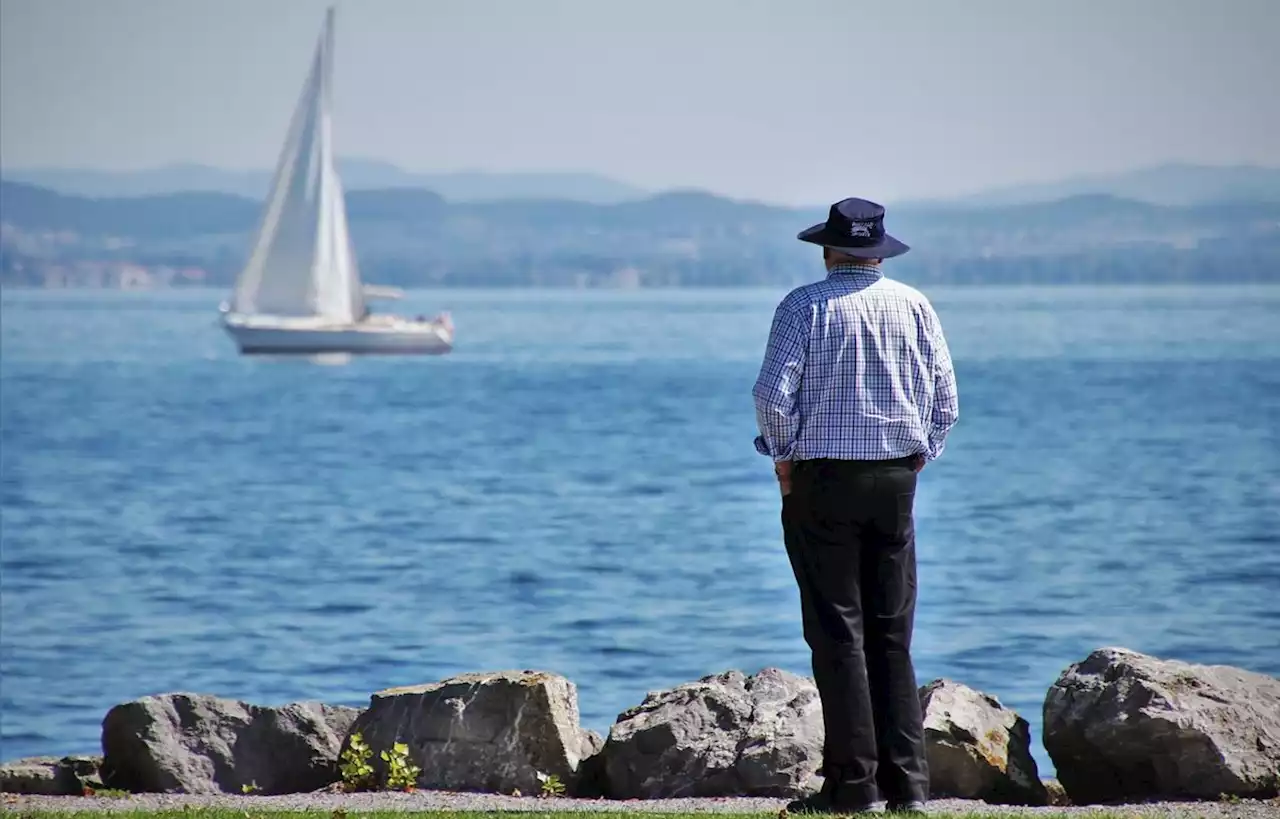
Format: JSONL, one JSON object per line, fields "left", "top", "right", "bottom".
{"left": 3, "top": 792, "right": 1279, "bottom": 818}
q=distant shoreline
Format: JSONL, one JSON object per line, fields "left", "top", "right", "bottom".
{"left": 4, "top": 279, "right": 1280, "bottom": 293}
{"left": 3, "top": 175, "right": 1278, "bottom": 289}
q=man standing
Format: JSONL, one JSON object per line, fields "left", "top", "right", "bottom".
{"left": 753, "top": 198, "right": 959, "bottom": 814}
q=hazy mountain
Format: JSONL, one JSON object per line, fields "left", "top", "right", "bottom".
{"left": 8, "top": 161, "right": 1279, "bottom": 210}
{"left": 0, "top": 164, "right": 267, "bottom": 200}
{"left": 0, "top": 159, "right": 650, "bottom": 204}
{"left": 955, "top": 163, "right": 1280, "bottom": 207}
{"left": 3, "top": 180, "right": 1277, "bottom": 288}
{"left": 0, "top": 181, "right": 257, "bottom": 238}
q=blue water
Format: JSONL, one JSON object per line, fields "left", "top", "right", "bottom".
{"left": 2, "top": 286, "right": 1279, "bottom": 777}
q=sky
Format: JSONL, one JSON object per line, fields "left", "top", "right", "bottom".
{"left": 1, "top": 0, "right": 1278, "bottom": 205}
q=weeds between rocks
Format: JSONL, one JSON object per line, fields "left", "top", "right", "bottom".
{"left": 337, "top": 733, "right": 421, "bottom": 794}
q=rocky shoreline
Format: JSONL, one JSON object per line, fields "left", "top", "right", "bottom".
{"left": 4, "top": 647, "right": 1279, "bottom": 811}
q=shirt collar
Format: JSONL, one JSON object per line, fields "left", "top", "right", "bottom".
{"left": 827, "top": 262, "right": 884, "bottom": 281}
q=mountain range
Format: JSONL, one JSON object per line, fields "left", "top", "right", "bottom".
{"left": 5, "top": 161, "right": 1279, "bottom": 208}
{"left": 957, "top": 163, "right": 1280, "bottom": 208}
{"left": 0, "top": 160, "right": 649, "bottom": 204}
{"left": 2, "top": 169, "right": 1278, "bottom": 288}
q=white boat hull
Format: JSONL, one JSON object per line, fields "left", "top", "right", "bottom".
{"left": 222, "top": 313, "right": 453, "bottom": 356}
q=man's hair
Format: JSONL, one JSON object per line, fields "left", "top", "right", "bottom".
{"left": 823, "top": 247, "right": 881, "bottom": 266}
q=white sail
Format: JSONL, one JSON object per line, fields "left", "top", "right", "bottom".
{"left": 230, "top": 8, "right": 365, "bottom": 324}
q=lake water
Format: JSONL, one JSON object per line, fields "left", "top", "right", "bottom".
{"left": 2, "top": 285, "right": 1278, "bottom": 777}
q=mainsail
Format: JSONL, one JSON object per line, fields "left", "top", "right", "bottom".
{"left": 230, "top": 8, "right": 365, "bottom": 323}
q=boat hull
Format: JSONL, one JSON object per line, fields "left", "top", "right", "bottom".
{"left": 222, "top": 315, "right": 453, "bottom": 356}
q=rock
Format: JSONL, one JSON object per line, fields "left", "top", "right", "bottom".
{"left": 0, "top": 757, "right": 60, "bottom": 795}
{"left": 345, "top": 670, "right": 598, "bottom": 795}
{"left": 1043, "top": 778, "right": 1070, "bottom": 806}
{"left": 920, "top": 679, "right": 1047, "bottom": 805}
{"left": 573, "top": 730, "right": 608, "bottom": 798}
{"left": 1, "top": 756, "right": 102, "bottom": 795}
{"left": 1044, "top": 647, "right": 1280, "bottom": 803}
{"left": 100, "top": 693, "right": 361, "bottom": 794}
{"left": 581, "top": 728, "right": 605, "bottom": 759}
{"left": 602, "top": 667, "right": 822, "bottom": 798}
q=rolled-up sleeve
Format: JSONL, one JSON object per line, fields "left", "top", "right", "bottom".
{"left": 924, "top": 305, "right": 959, "bottom": 460}
{"left": 752, "top": 301, "right": 809, "bottom": 461}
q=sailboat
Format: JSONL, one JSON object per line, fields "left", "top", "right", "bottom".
{"left": 220, "top": 8, "right": 453, "bottom": 355}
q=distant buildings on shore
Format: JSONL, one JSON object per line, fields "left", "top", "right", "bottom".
{"left": 0, "top": 222, "right": 208, "bottom": 289}
{"left": 10, "top": 259, "right": 208, "bottom": 289}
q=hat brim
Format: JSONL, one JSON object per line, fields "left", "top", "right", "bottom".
{"left": 797, "top": 223, "right": 910, "bottom": 259}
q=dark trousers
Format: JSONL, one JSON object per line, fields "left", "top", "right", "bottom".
{"left": 782, "top": 456, "right": 929, "bottom": 806}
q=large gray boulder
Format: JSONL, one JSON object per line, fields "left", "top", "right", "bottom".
{"left": 920, "top": 679, "right": 1047, "bottom": 805}
{"left": 1044, "top": 647, "right": 1280, "bottom": 803}
{"left": 0, "top": 756, "right": 102, "bottom": 795}
{"left": 345, "top": 670, "right": 599, "bottom": 795}
{"left": 100, "top": 693, "right": 361, "bottom": 794}
{"left": 602, "top": 667, "right": 822, "bottom": 798}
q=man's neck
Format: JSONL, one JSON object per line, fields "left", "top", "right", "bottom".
{"left": 827, "top": 262, "right": 883, "bottom": 279}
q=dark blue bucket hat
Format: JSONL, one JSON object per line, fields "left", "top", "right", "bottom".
{"left": 798, "top": 197, "right": 910, "bottom": 259}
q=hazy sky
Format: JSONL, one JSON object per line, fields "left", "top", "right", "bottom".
{"left": 2, "top": 0, "right": 1277, "bottom": 204}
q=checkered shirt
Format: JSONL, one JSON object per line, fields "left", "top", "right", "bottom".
{"left": 752, "top": 263, "right": 959, "bottom": 462}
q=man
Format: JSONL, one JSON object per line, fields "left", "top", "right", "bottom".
{"left": 752, "top": 198, "right": 959, "bottom": 814}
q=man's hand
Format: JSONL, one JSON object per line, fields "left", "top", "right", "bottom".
{"left": 911, "top": 453, "right": 927, "bottom": 473}
{"left": 775, "top": 460, "right": 794, "bottom": 497}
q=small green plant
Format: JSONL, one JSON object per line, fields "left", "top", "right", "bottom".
{"left": 536, "top": 770, "right": 566, "bottom": 798}
{"left": 84, "top": 787, "right": 131, "bottom": 799}
{"left": 380, "top": 741, "right": 420, "bottom": 792}
{"left": 240, "top": 781, "right": 261, "bottom": 795}
{"left": 339, "top": 732, "right": 375, "bottom": 792}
